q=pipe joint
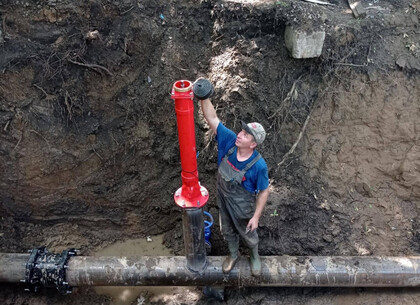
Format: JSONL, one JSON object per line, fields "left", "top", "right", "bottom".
{"left": 23, "top": 247, "right": 77, "bottom": 294}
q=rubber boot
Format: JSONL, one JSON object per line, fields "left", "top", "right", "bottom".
{"left": 222, "top": 240, "right": 239, "bottom": 273}
{"left": 249, "top": 245, "right": 261, "bottom": 277}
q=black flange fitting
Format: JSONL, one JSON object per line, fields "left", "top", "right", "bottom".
{"left": 23, "top": 247, "right": 78, "bottom": 294}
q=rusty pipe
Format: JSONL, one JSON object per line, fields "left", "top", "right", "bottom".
{"left": 1, "top": 254, "right": 420, "bottom": 287}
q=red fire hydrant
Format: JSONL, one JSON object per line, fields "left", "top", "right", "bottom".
{"left": 171, "top": 80, "right": 209, "bottom": 209}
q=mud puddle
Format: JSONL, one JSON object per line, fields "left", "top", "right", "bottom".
{"left": 93, "top": 235, "right": 201, "bottom": 305}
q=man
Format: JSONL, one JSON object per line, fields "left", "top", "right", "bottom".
{"left": 193, "top": 79, "right": 269, "bottom": 276}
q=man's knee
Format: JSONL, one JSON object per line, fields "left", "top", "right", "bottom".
{"left": 223, "top": 234, "right": 239, "bottom": 244}
{"left": 221, "top": 225, "right": 236, "bottom": 239}
{"left": 243, "top": 233, "right": 259, "bottom": 248}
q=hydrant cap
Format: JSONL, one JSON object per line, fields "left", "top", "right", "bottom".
{"left": 193, "top": 79, "right": 214, "bottom": 100}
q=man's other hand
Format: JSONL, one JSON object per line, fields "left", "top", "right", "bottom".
{"left": 247, "top": 217, "right": 259, "bottom": 232}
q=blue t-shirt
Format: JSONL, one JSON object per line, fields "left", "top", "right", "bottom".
{"left": 216, "top": 122, "right": 269, "bottom": 193}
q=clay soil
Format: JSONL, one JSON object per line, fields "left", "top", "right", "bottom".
{"left": 0, "top": 0, "right": 419, "bottom": 304}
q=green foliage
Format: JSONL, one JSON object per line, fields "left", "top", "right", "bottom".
{"left": 275, "top": 1, "right": 289, "bottom": 7}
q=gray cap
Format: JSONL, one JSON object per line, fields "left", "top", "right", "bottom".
{"left": 241, "top": 121, "right": 266, "bottom": 145}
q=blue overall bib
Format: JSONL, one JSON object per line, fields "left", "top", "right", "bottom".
{"left": 217, "top": 147, "right": 261, "bottom": 248}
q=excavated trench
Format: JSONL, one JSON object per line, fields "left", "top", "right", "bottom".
{"left": 0, "top": 0, "right": 419, "bottom": 304}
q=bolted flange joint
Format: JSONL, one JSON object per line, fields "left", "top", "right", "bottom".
{"left": 23, "top": 246, "right": 78, "bottom": 294}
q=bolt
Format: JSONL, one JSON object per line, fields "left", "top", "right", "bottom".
{"left": 181, "top": 200, "right": 185, "bottom": 207}
{"left": 24, "top": 288, "right": 30, "bottom": 292}
{"left": 67, "top": 290, "right": 72, "bottom": 294}
{"left": 197, "top": 201, "right": 200, "bottom": 206}
{"left": 64, "top": 265, "right": 68, "bottom": 269}
{"left": 20, "top": 279, "right": 26, "bottom": 283}
{"left": 62, "top": 281, "right": 68, "bottom": 285}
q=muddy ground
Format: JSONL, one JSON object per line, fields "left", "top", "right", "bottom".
{"left": 0, "top": 0, "right": 419, "bottom": 304}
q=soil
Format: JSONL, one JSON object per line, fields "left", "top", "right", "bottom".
{"left": 0, "top": 0, "right": 419, "bottom": 304}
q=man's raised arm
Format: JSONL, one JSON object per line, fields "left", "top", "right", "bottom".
{"left": 193, "top": 79, "right": 219, "bottom": 134}
{"left": 200, "top": 98, "right": 220, "bottom": 135}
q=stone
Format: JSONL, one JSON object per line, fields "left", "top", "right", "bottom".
{"left": 323, "top": 234, "right": 333, "bottom": 243}
{"left": 355, "top": 182, "right": 372, "bottom": 198}
{"left": 284, "top": 26, "right": 325, "bottom": 59}
{"left": 332, "top": 227, "right": 341, "bottom": 237}
{"left": 347, "top": 0, "right": 366, "bottom": 19}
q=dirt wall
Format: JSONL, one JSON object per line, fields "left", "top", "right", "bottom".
{"left": 0, "top": 0, "right": 419, "bottom": 304}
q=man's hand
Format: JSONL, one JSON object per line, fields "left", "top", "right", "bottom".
{"left": 246, "top": 188, "right": 269, "bottom": 233}
{"left": 247, "top": 216, "right": 259, "bottom": 232}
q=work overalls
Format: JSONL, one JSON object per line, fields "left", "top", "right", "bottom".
{"left": 217, "top": 146, "right": 261, "bottom": 248}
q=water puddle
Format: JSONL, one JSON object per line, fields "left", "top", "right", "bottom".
{"left": 93, "top": 235, "right": 201, "bottom": 305}
{"left": 94, "top": 234, "right": 173, "bottom": 257}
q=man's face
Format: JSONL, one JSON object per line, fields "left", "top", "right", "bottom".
{"left": 235, "top": 129, "right": 257, "bottom": 149}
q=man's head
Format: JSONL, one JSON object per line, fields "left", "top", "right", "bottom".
{"left": 235, "top": 121, "right": 266, "bottom": 149}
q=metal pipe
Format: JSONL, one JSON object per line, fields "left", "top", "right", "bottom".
{"left": 0, "top": 253, "right": 28, "bottom": 283}
{"left": 171, "top": 80, "right": 209, "bottom": 209}
{"left": 1, "top": 254, "right": 420, "bottom": 287}
{"left": 182, "top": 208, "right": 206, "bottom": 272}
{"left": 171, "top": 79, "right": 210, "bottom": 273}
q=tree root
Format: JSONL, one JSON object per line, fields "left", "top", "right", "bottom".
{"left": 277, "top": 113, "right": 311, "bottom": 167}
{"left": 67, "top": 59, "right": 113, "bottom": 76}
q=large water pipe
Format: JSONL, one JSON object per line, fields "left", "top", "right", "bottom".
{"left": 1, "top": 254, "right": 419, "bottom": 287}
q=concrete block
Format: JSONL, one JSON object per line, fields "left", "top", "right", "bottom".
{"left": 284, "top": 26, "right": 325, "bottom": 59}
{"left": 348, "top": 0, "right": 366, "bottom": 19}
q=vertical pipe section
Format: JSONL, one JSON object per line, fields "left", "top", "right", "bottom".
{"left": 183, "top": 208, "right": 206, "bottom": 272}
{"left": 171, "top": 80, "right": 209, "bottom": 273}
{"left": 171, "top": 80, "right": 205, "bottom": 205}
